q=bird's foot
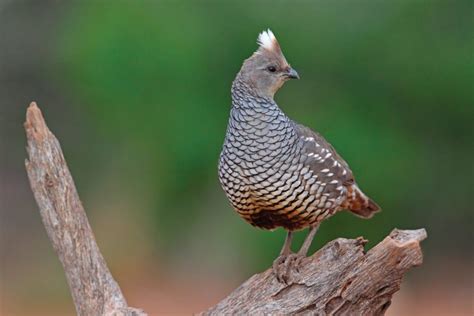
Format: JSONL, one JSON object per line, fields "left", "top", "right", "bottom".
{"left": 272, "top": 253, "right": 305, "bottom": 284}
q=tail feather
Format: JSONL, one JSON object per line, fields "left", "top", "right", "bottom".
{"left": 344, "top": 184, "right": 380, "bottom": 218}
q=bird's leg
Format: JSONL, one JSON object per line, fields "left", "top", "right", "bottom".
{"left": 272, "top": 231, "right": 293, "bottom": 283}
{"left": 272, "top": 225, "right": 320, "bottom": 283}
{"left": 280, "top": 230, "right": 294, "bottom": 256}
{"left": 298, "top": 224, "right": 320, "bottom": 256}
{"left": 291, "top": 224, "right": 320, "bottom": 272}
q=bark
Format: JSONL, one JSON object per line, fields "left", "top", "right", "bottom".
{"left": 202, "top": 229, "right": 426, "bottom": 315}
{"left": 24, "top": 102, "right": 426, "bottom": 316}
{"left": 24, "top": 102, "right": 146, "bottom": 316}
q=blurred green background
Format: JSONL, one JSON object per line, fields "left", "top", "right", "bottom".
{"left": 1, "top": 0, "right": 472, "bottom": 315}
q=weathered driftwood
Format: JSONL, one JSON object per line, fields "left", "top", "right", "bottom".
{"left": 24, "top": 102, "right": 146, "bottom": 316}
{"left": 203, "top": 229, "right": 426, "bottom": 315}
{"left": 24, "top": 102, "right": 426, "bottom": 316}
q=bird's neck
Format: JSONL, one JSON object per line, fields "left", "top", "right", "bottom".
{"left": 231, "top": 78, "right": 274, "bottom": 116}
{"left": 231, "top": 77, "right": 278, "bottom": 110}
{"left": 229, "top": 77, "right": 293, "bottom": 135}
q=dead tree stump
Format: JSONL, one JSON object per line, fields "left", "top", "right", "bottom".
{"left": 24, "top": 102, "right": 426, "bottom": 316}
{"left": 202, "top": 229, "right": 426, "bottom": 315}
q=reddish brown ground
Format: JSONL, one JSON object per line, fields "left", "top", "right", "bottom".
{"left": 3, "top": 264, "right": 472, "bottom": 316}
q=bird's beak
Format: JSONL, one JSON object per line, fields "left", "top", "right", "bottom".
{"left": 285, "top": 67, "right": 299, "bottom": 79}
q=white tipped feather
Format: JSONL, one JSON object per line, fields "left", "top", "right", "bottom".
{"left": 257, "top": 29, "right": 277, "bottom": 51}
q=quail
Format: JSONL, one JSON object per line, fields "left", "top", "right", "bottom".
{"left": 218, "top": 30, "right": 380, "bottom": 283}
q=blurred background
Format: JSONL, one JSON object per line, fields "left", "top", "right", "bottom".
{"left": 1, "top": 0, "right": 472, "bottom": 315}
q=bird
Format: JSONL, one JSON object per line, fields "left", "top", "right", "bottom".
{"left": 218, "top": 29, "right": 380, "bottom": 283}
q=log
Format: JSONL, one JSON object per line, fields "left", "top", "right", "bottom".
{"left": 202, "top": 229, "right": 427, "bottom": 315}
{"left": 24, "top": 102, "right": 426, "bottom": 316}
{"left": 24, "top": 102, "right": 146, "bottom": 316}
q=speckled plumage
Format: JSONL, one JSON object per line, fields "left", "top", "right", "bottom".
{"left": 218, "top": 30, "right": 379, "bottom": 232}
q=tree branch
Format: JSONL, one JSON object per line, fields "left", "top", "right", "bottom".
{"left": 24, "top": 102, "right": 426, "bottom": 315}
{"left": 24, "top": 102, "right": 146, "bottom": 316}
{"left": 202, "top": 228, "right": 426, "bottom": 315}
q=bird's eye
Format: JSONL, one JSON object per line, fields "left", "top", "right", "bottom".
{"left": 267, "top": 66, "right": 277, "bottom": 73}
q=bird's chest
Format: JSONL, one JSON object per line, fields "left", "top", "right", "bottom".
{"left": 221, "top": 118, "right": 293, "bottom": 178}
{"left": 218, "top": 121, "right": 302, "bottom": 209}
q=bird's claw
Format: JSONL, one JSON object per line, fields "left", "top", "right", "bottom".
{"left": 272, "top": 255, "right": 289, "bottom": 283}
{"left": 272, "top": 253, "right": 305, "bottom": 284}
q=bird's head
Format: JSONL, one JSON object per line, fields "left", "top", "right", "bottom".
{"left": 237, "top": 29, "right": 299, "bottom": 99}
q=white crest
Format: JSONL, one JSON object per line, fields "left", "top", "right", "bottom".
{"left": 257, "top": 29, "right": 278, "bottom": 51}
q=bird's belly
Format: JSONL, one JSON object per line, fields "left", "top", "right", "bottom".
{"left": 219, "top": 150, "right": 342, "bottom": 230}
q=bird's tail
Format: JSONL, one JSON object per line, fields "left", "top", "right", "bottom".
{"left": 343, "top": 184, "right": 380, "bottom": 218}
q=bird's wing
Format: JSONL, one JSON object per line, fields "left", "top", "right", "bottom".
{"left": 294, "top": 123, "right": 380, "bottom": 217}
{"left": 294, "top": 123, "right": 354, "bottom": 186}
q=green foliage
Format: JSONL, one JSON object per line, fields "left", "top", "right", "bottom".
{"left": 56, "top": 0, "right": 473, "bottom": 267}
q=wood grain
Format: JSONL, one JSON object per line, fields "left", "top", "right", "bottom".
{"left": 25, "top": 102, "right": 145, "bottom": 316}
{"left": 24, "top": 102, "right": 426, "bottom": 315}
{"left": 202, "top": 229, "right": 426, "bottom": 315}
